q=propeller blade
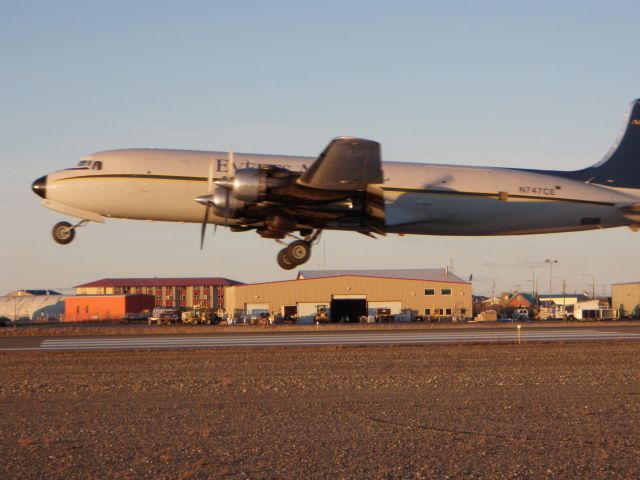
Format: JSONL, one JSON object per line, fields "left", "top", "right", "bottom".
{"left": 207, "top": 159, "right": 215, "bottom": 193}
{"left": 200, "top": 205, "right": 210, "bottom": 250}
{"left": 228, "top": 147, "right": 235, "bottom": 176}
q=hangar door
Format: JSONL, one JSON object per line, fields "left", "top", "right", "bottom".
{"left": 331, "top": 295, "right": 367, "bottom": 323}
{"left": 245, "top": 303, "right": 269, "bottom": 315}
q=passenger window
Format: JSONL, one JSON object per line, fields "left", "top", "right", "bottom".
{"left": 92, "top": 161, "right": 102, "bottom": 170}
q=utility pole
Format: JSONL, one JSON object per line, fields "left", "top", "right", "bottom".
{"left": 582, "top": 273, "right": 596, "bottom": 299}
{"left": 555, "top": 277, "right": 567, "bottom": 315}
{"left": 545, "top": 259, "right": 558, "bottom": 300}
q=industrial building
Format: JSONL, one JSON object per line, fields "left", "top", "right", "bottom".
{"left": 612, "top": 282, "right": 640, "bottom": 318}
{"left": 74, "top": 277, "right": 242, "bottom": 309}
{"left": 0, "top": 290, "right": 66, "bottom": 322}
{"left": 225, "top": 269, "right": 472, "bottom": 322}
{"left": 65, "top": 294, "right": 155, "bottom": 322}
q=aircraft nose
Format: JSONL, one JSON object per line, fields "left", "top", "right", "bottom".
{"left": 32, "top": 175, "right": 47, "bottom": 199}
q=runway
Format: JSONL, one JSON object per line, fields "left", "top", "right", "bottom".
{"left": 2, "top": 326, "right": 640, "bottom": 352}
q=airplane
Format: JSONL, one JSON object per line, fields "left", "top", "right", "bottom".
{"left": 32, "top": 99, "right": 640, "bottom": 270}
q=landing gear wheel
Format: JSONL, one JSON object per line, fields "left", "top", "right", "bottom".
{"left": 52, "top": 221, "right": 75, "bottom": 245}
{"left": 277, "top": 248, "right": 297, "bottom": 270}
{"left": 286, "top": 240, "right": 311, "bottom": 265}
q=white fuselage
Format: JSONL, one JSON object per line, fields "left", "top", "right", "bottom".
{"left": 40, "top": 148, "right": 640, "bottom": 235}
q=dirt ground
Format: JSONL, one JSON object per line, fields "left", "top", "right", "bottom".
{"left": 1, "top": 343, "right": 639, "bottom": 479}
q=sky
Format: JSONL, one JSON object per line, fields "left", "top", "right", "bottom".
{"left": 2, "top": 1, "right": 640, "bottom": 296}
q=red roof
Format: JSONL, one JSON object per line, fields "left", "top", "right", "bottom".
{"left": 74, "top": 277, "right": 243, "bottom": 288}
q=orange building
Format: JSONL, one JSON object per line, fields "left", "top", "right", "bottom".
{"left": 64, "top": 294, "right": 154, "bottom": 322}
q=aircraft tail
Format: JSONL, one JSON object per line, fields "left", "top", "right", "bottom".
{"left": 564, "top": 99, "right": 640, "bottom": 189}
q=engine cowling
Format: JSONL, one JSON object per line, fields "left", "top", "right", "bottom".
{"left": 212, "top": 187, "right": 246, "bottom": 218}
{"left": 231, "top": 168, "right": 291, "bottom": 202}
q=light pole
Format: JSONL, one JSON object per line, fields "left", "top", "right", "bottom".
{"left": 545, "top": 259, "right": 558, "bottom": 300}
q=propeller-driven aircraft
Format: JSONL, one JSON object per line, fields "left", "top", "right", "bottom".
{"left": 32, "top": 100, "right": 640, "bottom": 269}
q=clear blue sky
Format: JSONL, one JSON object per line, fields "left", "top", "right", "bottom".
{"left": 2, "top": 1, "right": 640, "bottom": 296}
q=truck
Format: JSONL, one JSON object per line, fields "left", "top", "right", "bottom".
{"left": 148, "top": 307, "right": 180, "bottom": 325}
{"left": 314, "top": 305, "right": 330, "bottom": 323}
{"left": 512, "top": 308, "right": 530, "bottom": 321}
{"left": 374, "top": 307, "right": 394, "bottom": 323}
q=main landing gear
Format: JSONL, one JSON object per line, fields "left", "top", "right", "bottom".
{"left": 52, "top": 220, "right": 88, "bottom": 245}
{"left": 276, "top": 230, "right": 321, "bottom": 270}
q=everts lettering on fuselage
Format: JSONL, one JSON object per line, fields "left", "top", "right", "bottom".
{"left": 518, "top": 186, "right": 557, "bottom": 196}
{"left": 215, "top": 158, "right": 306, "bottom": 173}
{"left": 30, "top": 99, "right": 640, "bottom": 270}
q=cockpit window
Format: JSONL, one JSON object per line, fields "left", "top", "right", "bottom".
{"left": 74, "top": 160, "right": 102, "bottom": 170}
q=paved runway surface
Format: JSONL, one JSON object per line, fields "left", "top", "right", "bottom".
{"left": 2, "top": 327, "right": 640, "bottom": 352}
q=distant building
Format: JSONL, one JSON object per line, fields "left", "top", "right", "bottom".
{"left": 6, "top": 289, "right": 61, "bottom": 297}
{"left": 74, "top": 277, "right": 243, "bottom": 309}
{"left": 538, "top": 294, "right": 589, "bottom": 307}
{"left": 0, "top": 290, "right": 65, "bottom": 321}
{"left": 505, "top": 293, "right": 536, "bottom": 309}
{"left": 612, "top": 282, "right": 640, "bottom": 318}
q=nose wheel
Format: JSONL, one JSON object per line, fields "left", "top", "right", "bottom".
{"left": 52, "top": 220, "right": 88, "bottom": 245}
{"left": 276, "top": 230, "right": 321, "bottom": 270}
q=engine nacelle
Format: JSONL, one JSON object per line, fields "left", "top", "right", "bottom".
{"left": 232, "top": 169, "right": 266, "bottom": 202}
{"left": 212, "top": 187, "right": 246, "bottom": 218}
{"left": 232, "top": 168, "right": 291, "bottom": 202}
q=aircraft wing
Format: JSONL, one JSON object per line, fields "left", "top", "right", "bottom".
{"left": 297, "top": 137, "right": 383, "bottom": 191}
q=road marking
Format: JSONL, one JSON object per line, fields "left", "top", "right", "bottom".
{"left": 17, "top": 329, "right": 639, "bottom": 352}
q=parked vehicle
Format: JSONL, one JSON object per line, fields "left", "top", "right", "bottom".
{"left": 148, "top": 307, "right": 180, "bottom": 325}
{"left": 120, "top": 312, "right": 150, "bottom": 323}
{"left": 375, "top": 308, "right": 394, "bottom": 322}
{"left": 512, "top": 308, "right": 530, "bottom": 321}
{"left": 181, "top": 307, "right": 218, "bottom": 325}
{"left": 314, "top": 305, "right": 330, "bottom": 323}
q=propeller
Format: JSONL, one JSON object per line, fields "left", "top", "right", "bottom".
{"left": 198, "top": 148, "right": 235, "bottom": 249}
{"left": 199, "top": 158, "right": 216, "bottom": 249}
{"left": 218, "top": 147, "right": 236, "bottom": 227}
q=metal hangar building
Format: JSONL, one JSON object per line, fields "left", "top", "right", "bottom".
{"left": 225, "top": 269, "right": 472, "bottom": 323}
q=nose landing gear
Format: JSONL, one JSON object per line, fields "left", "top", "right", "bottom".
{"left": 276, "top": 229, "right": 321, "bottom": 270}
{"left": 52, "top": 220, "right": 89, "bottom": 245}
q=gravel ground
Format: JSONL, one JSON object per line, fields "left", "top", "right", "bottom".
{"left": 1, "top": 343, "right": 640, "bottom": 479}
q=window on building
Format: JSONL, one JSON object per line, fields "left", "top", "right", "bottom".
{"left": 424, "top": 308, "right": 431, "bottom": 315}
{"left": 461, "top": 308, "right": 467, "bottom": 314}
{"left": 434, "top": 308, "right": 443, "bottom": 316}
{"left": 424, "top": 288, "right": 435, "bottom": 296}
{"left": 445, "top": 308, "right": 452, "bottom": 315}
{"left": 441, "top": 288, "right": 452, "bottom": 296}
